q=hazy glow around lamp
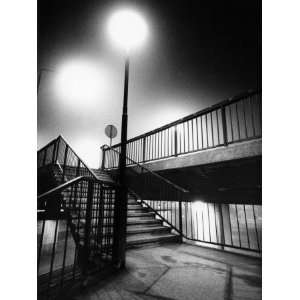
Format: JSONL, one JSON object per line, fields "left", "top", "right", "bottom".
{"left": 107, "top": 8, "right": 148, "bottom": 52}
{"left": 55, "top": 59, "right": 108, "bottom": 108}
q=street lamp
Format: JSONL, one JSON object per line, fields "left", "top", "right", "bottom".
{"left": 107, "top": 8, "right": 148, "bottom": 268}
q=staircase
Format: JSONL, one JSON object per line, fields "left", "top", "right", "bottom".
{"left": 37, "top": 135, "right": 182, "bottom": 298}
{"left": 126, "top": 195, "right": 180, "bottom": 248}
{"left": 92, "top": 168, "right": 180, "bottom": 247}
{"left": 39, "top": 165, "right": 180, "bottom": 249}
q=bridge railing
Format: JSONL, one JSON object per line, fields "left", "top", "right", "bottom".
{"left": 101, "top": 90, "right": 261, "bottom": 168}
{"left": 102, "top": 145, "right": 261, "bottom": 253}
{"left": 38, "top": 135, "right": 98, "bottom": 181}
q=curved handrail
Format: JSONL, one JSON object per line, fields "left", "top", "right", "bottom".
{"left": 102, "top": 144, "right": 189, "bottom": 193}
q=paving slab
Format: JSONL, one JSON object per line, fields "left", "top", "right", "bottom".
{"left": 72, "top": 243, "right": 261, "bottom": 300}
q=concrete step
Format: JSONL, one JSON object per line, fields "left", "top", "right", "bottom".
{"left": 127, "top": 218, "right": 162, "bottom": 226}
{"left": 126, "top": 225, "right": 170, "bottom": 235}
{"left": 126, "top": 232, "right": 180, "bottom": 248}
{"left": 127, "top": 212, "right": 155, "bottom": 218}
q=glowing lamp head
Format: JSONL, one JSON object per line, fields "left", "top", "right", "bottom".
{"left": 107, "top": 8, "right": 148, "bottom": 52}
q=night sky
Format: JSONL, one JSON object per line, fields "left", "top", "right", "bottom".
{"left": 38, "top": 0, "right": 261, "bottom": 167}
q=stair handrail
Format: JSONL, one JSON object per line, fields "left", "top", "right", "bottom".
{"left": 102, "top": 144, "right": 189, "bottom": 194}
{"left": 37, "top": 176, "right": 85, "bottom": 201}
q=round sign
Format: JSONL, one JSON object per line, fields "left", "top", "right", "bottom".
{"left": 105, "top": 125, "right": 118, "bottom": 139}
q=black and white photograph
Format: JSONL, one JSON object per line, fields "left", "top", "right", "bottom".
{"left": 2, "top": 0, "right": 300, "bottom": 299}
{"left": 37, "top": 1, "right": 262, "bottom": 299}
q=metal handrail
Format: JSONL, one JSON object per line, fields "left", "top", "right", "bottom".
{"left": 37, "top": 176, "right": 85, "bottom": 200}
{"left": 102, "top": 144, "right": 189, "bottom": 193}
{"left": 110, "top": 89, "right": 260, "bottom": 147}
{"left": 38, "top": 175, "right": 118, "bottom": 201}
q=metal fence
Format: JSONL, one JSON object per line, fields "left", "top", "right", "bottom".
{"left": 145, "top": 200, "right": 261, "bottom": 252}
{"left": 37, "top": 177, "right": 116, "bottom": 299}
{"left": 38, "top": 135, "right": 98, "bottom": 181}
{"left": 102, "top": 91, "right": 261, "bottom": 168}
{"left": 102, "top": 146, "right": 261, "bottom": 253}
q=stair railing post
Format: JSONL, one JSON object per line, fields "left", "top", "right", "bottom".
{"left": 142, "top": 136, "right": 146, "bottom": 163}
{"left": 179, "top": 192, "right": 183, "bottom": 242}
{"left": 62, "top": 145, "right": 69, "bottom": 183}
{"left": 221, "top": 105, "right": 228, "bottom": 146}
{"left": 174, "top": 125, "right": 178, "bottom": 157}
{"left": 82, "top": 179, "right": 94, "bottom": 276}
{"left": 101, "top": 146, "right": 106, "bottom": 170}
{"left": 76, "top": 158, "right": 80, "bottom": 177}
{"left": 51, "top": 136, "right": 60, "bottom": 164}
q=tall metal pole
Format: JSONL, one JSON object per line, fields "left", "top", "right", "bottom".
{"left": 113, "top": 56, "right": 129, "bottom": 268}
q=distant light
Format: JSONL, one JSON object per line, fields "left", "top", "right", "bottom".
{"left": 107, "top": 8, "right": 148, "bottom": 52}
{"left": 55, "top": 59, "right": 108, "bottom": 108}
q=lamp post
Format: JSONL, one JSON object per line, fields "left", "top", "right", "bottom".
{"left": 107, "top": 8, "right": 148, "bottom": 268}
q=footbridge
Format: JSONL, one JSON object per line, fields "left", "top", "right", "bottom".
{"left": 101, "top": 90, "right": 262, "bottom": 205}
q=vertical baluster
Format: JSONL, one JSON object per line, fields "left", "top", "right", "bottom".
{"left": 243, "top": 205, "right": 250, "bottom": 249}
{"left": 228, "top": 205, "right": 233, "bottom": 246}
{"left": 37, "top": 219, "right": 45, "bottom": 272}
{"left": 236, "top": 103, "right": 241, "bottom": 140}
{"left": 252, "top": 205, "right": 260, "bottom": 250}
{"left": 235, "top": 204, "right": 242, "bottom": 247}
{"left": 60, "top": 222, "right": 69, "bottom": 288}
{"left": 216, "top": 109, "right": 220, "bottom": 145}
{"left": 191, "top": 119, "right": 195, "bottom": 151}
{"left": 183, "top": 122, "right": 186, "bottom": 153}
{"left": 201, "top": 208, "right": 205, "bottom": 241}
{"left": 211, "top": 112, "right": 215, "bottom": 147}
{"left": 250, "top": 96, "right": 256, "bottom": 137}
{"left": 196, "top": 209, "right": 199, "bottom": 240}
{"left": 222, "top": 105, "right": 228, "bottom": 146}
{"left": 229, "top": 105, "right": 234, "bottom": 142}
{"left": 201, "top": 116, "right": 204, "bottom": 149}
{"left": 243, "top": 98, "right": 249, "bottom": 139}
{"left": 179, "top": 192, "right": 183, "bottom": 242}
{"left": 174, "top": 125, "right": 178, "bottom": 157}
{"left": 213, "top": 203, "right": 218, "bottom": 243}
{"left": 187, "top": 120, "right": 190, "bottom": 152}
{"left": 190, "top": 202, "right": 194, "bottom": 239}
{"left": 47, "top": 218, "right": 59, "bottom": 294}
{"left": 196, "top": 117, "right": 199, "bottom": 150}
{"left": 207, "top": 203, "right": 212, "bottom": 242}
{"left": 184, "top": 201, "right": 188, "bottom": 237}
{"left": 205, "top": 114, "right": 209, "bottom": 148}
{"left": 218, "top": 204, "right": 225, "bottom": 248}
{"left": 62, "top": 145, "right": 69, "bottom": 183}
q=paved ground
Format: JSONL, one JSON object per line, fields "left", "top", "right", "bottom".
{"left": 72, "top": 243, "right": 261, "bottom": 300}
